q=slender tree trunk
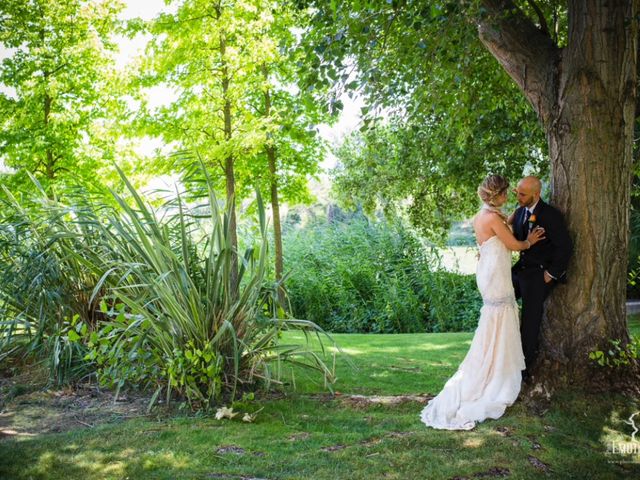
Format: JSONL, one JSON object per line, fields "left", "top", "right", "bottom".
{"left": 266, "top": 144, "right": 286, "bottom": 306}
{"left": 219, "top": 22, "right": 239, "bottom": 298}
{"left": 42, "top": 26, "right": 55, "bottom": 181}
{"left": 262, "top": 65, "right": 286, "bottom": 307}
{"left": 479, "top": 0, "right": 639, "bottom": 390}
{"left": 43, "top": 91, "right": 55, "bottom": 180}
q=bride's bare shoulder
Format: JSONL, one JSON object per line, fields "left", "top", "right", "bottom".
{"left": 476, "top": 210, "right": 501, "bottom": 224}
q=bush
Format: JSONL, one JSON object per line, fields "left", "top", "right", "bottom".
{"left": 77, "top": 170, "right": 283, "bottom": 409}
{"left": 1, "top": 168, "right": 334, "bottom": 410}
{"left": 420, "top": 271, "right": 482, "bottom": 332}
{"left": 0, "top": 181, "right": 109, "bottom": 384}
{"left": 282, "top": 212, "right": 482, "bottom": 333}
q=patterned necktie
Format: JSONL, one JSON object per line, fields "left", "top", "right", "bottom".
{"left": 522, "top": 209, "right": 531, "bottom": 237}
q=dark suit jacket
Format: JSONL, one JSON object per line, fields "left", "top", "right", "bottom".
{"left": 513, "top": 200, "right": 573, "bottom": 282}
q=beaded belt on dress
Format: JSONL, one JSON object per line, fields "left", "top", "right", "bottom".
{"left": 483, "top": 296, "right": 516, "bottom": 307}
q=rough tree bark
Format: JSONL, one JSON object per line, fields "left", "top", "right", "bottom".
{"left": 478, "top": 0, "right": 639, "bottom": 389}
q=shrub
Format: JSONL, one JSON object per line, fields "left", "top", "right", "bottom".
{"left": 78, "top": 167, "right": 334, "bottom": 410}
{"left": 420, "top": 271, "right": 482, "bottom": 332}
{"left": 1, "top": 167, "right": 335, "bottom": 409}
{"left": 282, "top": 213, "right": 482, "bottom": 333}
{"left": 0, "top": 180, "right": 110, "bottom": 384}
{"left": 589, "top": 335, "right": 640, "bottom": 368}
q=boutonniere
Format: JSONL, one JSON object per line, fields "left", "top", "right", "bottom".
{"left": 528, "top": 214, "right": 537, "bottom": 225}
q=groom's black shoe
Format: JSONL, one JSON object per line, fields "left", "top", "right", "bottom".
{"left": 522, "top": 370, "right": 531, "bottom": 384}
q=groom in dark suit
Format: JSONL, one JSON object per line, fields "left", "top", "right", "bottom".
{"left": 511, "top": 176, "right": 572, "bottom": 381}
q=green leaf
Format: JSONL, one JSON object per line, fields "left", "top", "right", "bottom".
{"left": 67, "top": 330, "right": 81, "bottom": 342}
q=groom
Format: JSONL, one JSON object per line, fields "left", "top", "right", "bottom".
{"left": 511, "top": 176, "right": 572, "bottom": 381}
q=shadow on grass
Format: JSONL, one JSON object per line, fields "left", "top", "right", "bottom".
{"left": 0, "top": 392, "right": 638, "bottom": 480}
{"left": 2, "top": 331, "right": 639, "bottom": 479}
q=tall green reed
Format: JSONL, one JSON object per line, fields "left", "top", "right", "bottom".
{"left": 0, "top": 178, "right": 109, "bottom": 384}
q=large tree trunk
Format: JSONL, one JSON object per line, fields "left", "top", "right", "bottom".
{"left": 479, "top": 0, "right": 639, "bottom": 390}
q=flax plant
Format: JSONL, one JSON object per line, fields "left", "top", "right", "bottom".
{"left": 0, "top": 167, "right": 335, "bottom": 408}
{"left": 86, "top": 166, "right": 335, "bottom": 409}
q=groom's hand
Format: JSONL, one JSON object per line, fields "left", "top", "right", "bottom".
{"left": 543, "top": 271, "right": 554, "bottom": 284}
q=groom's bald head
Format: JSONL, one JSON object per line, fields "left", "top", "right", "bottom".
{"left": 515, "top": 176, "right": 542, "bottom": 208}
{"left": 521, "top": 176, "right": 542, "bottom": 193}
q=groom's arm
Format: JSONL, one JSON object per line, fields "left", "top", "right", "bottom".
{"left": 545, "top": 207, "right": 573, "bottom": 280}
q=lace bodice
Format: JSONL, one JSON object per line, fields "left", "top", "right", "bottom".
{"left": 476, "top": 236, "right": 516, "bottom": 306}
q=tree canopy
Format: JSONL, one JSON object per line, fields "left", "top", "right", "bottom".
{"left": 300, "top": 0, "right": 551, "bottom": 237}
{"left": 0, "top": 0, "right": 126, "bottom": 191}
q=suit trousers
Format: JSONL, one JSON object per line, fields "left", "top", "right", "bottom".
{"left": 512, "top": 266, "right": 554, "bottom": 372}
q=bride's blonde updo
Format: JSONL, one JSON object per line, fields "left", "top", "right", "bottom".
{"left": 477, "top": 175, "right": 509, "bottom": 207}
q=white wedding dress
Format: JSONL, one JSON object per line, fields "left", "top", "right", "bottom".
{"left": 420, "top": 234, "right": 526, "bottom": 430}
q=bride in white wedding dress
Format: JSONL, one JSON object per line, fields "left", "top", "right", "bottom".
{"left": 420, "top": 175, "right": 545, "bottom": 430}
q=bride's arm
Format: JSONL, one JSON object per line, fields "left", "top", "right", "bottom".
{"left": 490, "top": 214, "right": 544, "bottom": 251}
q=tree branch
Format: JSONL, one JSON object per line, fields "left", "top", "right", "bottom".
{"left": 525, "top": 0, "right": 550, "bottom": 36}
{"left": 44, "top": 62, "right": 69, "bottom": 78}
{"left": 477, "top": 0, "right": 560, "bottom": 126}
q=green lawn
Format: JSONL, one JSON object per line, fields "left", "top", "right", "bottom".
{"left": 629, "top": 313, "right": 640, "bottom": 336}
{"left": 281, "top": 331, "right": 471, "bottom": 396}
{"left": 1, "top": 331, "right": 639, "bottom": 479}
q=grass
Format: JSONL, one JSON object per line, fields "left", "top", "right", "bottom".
{"left": 281, "top": 331, "right": 471, "bottom": 395}
{"left": 628, "top": 314, "right": 640, "bottom": 336}
{"left": 1, "top": 331, "right": 639, "bottom": 479}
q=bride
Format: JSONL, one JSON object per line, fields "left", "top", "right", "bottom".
{"left": 420, "top": 175, "right": 545, "bottom": 430}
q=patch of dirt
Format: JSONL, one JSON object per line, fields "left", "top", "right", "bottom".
{"left": 340, "top": 394, "right": 432, "bottom": 408}
{"left": 0, "top": 380, "right": 152, "bottom": 440}
{"left": 494, "top": 426, "right": 512, "bottom": 437}
{"left": 474, "top": 467, "right": 511, "bottom": 478}
{"left": 528, "top": 435, "right": 543, "bottom": 450}
{"left": 527, "top": 455, "right": 551, "bottom": 473}
{"left": 320, "top": 444, "right": 347, "bottom": 452}
{"left": 287, "top": 432, "right": 310, "bottom": 442}
{"left": 216, "top": 445, "right": 247, "bottom": 455}
{"left": 450, "top": 466, "right": 511, "bottom": 479}
{"left": 264, "top": 392, "right": 433, "bottom": 409}
{"left": 360, "top": 436, "right": 383, "bottom": 447}
{"left": 520, "top": 383, "right": 552, "bottom": 416}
